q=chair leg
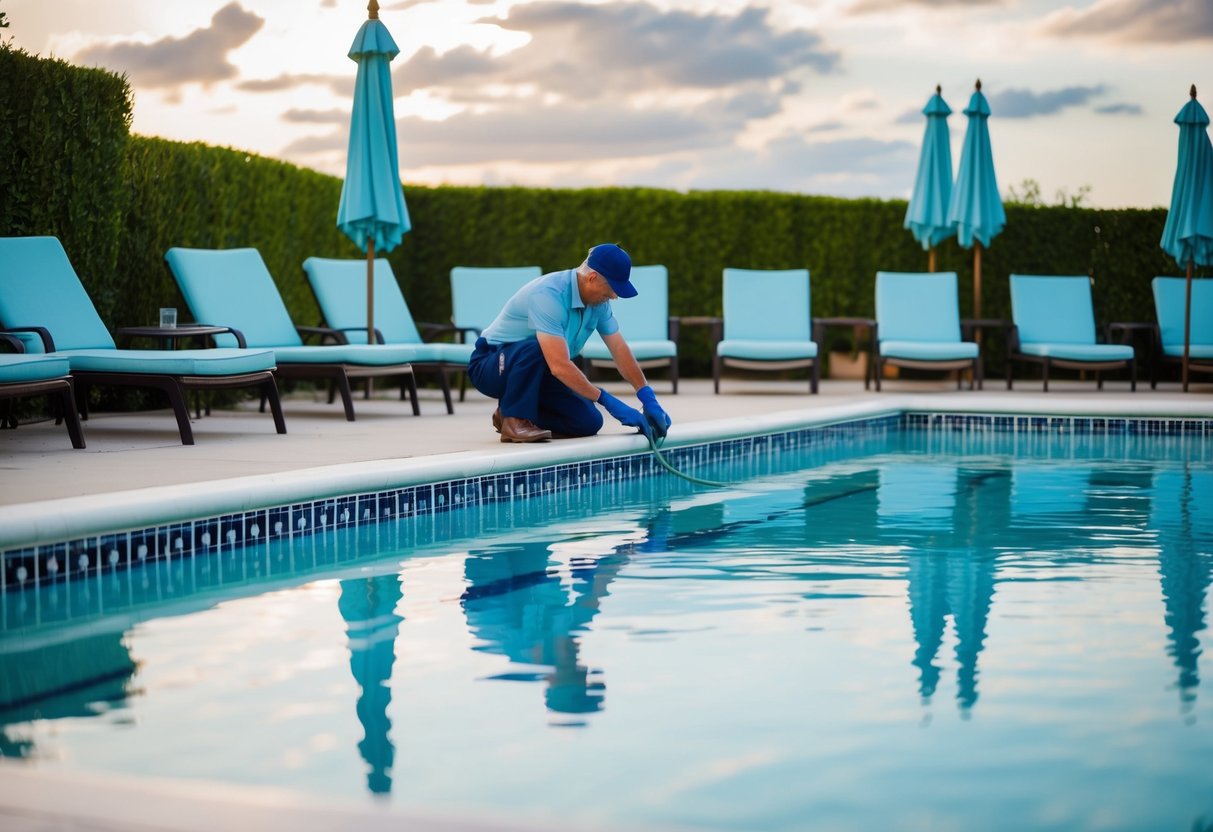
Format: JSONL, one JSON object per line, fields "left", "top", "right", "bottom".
{"left": 1097, "top": 371, "right": 1104, "bottom": 390}
{"left": 404, "top": 372, "right": 421, "bottom": 416}
{"left": 438, "top": 369, "right": 454, "bottom": 414}
{"left": 335, "top": 372, "right": 356, "bottom": 421}
{"left": 671, "top": 358, "right": 679, "bottom": 395}
{"left": 810, "top": 359, "right": 819, "bottom": 395}
{"left": 459, "top": 372, "right": 468, "bottom": 402}
{"left": 713, "top": 356, "right": 721, "bottom": 394}
{"left": 976, "top": 357, "right": 984, "bottom": 391}
{"left": 1130, "top": 359, "right": 1137, "bottom": 392}
{"left": 1042, "top": 360, "right": 1050, "bottom": 392}
{"left": 60, "top": 381, "right": 86, "bottom": 449}
{"left": 262, "top": 377, "right": 287, "bottom": 434}
{"left": 162, "top": 381, "right": 196, "bottom": 445}
{"left": 874, "top": 356, "right": 883, "bottom": 392}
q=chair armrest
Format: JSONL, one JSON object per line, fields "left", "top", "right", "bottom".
{"left": 325, "top": 326, "right": 389, "bottom": 345}
{"left": 0, "top": 333, "right": 26, "bottom": 353}
{"left": 417, "top": 321, "right": 455, "bottom": 343}
{"left": 187, "top": 324, "right": 249, "bottom": 348}
{"left": 296, "top": 324, "right": 349, "bottom": 345}
{"left": 1, "top": 326, "right": 56, "bottom": 352}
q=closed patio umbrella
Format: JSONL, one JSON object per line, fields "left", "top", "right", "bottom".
{"left": 1159, "top": 85, "right": 1213, "bottom": 391}
{"left": 904, "top": 85, "right": 955, "bottom": 272}
{"left": 336, "top": 0, "right": 411, "bottom": 346}
{"left": 947, "top": 80, "right": 1005, "bottom": 319}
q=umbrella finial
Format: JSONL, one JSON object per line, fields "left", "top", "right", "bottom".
{"left": 368, "top": 0, "right": 379, "bottom": 20}
{"left": 936, "top": 84, "right": 942, "bottom": 95}
{"left": 975, "top": 78, "right": 982, "bottom": 92}
{"left": 1191, "top": 84, "right": 1198, "bottom": 99}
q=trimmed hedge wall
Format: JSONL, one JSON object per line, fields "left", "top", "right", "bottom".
{"left": 0, "top": 44, "right": 131, "bottom": 325}
{"left": 3, "top": 45, "right": 1201, "bottom": 384}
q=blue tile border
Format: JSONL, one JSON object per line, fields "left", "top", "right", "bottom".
{"left": 2, "top": 411, "right": 1208, "bottom": 597}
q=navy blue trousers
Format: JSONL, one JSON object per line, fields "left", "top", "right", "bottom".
{"left": 468, "top": 338, "right": 603, "bottom": 437}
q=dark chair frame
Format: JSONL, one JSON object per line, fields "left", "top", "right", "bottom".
{"left": 0, "top": 333, "right": 85, "bottom": 449}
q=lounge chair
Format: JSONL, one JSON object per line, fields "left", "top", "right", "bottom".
{"left": 165, "top": 247, "right": 422, "bottom": 421}
{"left": 874, "top": 271, "right": 981, "bottom": 390}
{"left": 0, "top": 337, "right": 85, "bottom": 449}
{"left": 302, "top": 257, "right": 471, "bottom": 414}
{"left": 1151, "top": 277, "right": 1212, "bottom": 387}
{"left": 448, "top": 265, "right": 542, "bottom": 400}
{"left": 715, "top": 268, "right": 819, "bottom": 394}
{"left": 1008, "top": 274, "right": 1135, "bottom": 391}
{"left": 0, "top": 236, "right": 284, "bottom": 445}
{"left": 578, "top": 265, "right": 680, "bottom": 393}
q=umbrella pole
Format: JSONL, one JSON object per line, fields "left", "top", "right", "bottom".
{"left": 973, "top": 241, "right": 983, "bottom": 319}
{"left": 1183, "top": 259, "right": 1192, "bottom": 392}
{"left": 928, "top": 246, "right": 936, "bottom": 273}
{"left": 367, "top": 238, "right": 376, "bottom": 346}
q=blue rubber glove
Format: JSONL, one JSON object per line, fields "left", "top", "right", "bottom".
{"left": 636, "top": 385, "right": 671, "bottom": 439}
{"left": 598, "top": 388, "right": 647, "bottom": 432}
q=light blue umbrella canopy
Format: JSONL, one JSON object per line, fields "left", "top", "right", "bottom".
{"left": 904, "top": 86, "right": 955, "bottom": 268}
{"left": 1159, "top": 85, "right": 1213, "bottom": 390}
{"left": 336, "top": 2, "right": 410, "bottom": 342}
{"left": 1160, "top": 87, "right": 1213, "bottom": 269}
{"left": 947, "top": 80, "right": 1005, "bottom": 317}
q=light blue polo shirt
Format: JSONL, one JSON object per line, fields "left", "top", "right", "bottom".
{"left": 480, "top": 268, "right": 620, "bottom": 356}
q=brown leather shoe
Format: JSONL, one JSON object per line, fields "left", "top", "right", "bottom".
{"left": 499, "top": 416, "right": 552, "bottom": 443}
{"left": 492, "top": 407, "right": 502, "bottom": 433}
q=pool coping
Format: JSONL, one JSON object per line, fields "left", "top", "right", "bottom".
{"left": 2, "top": 394, "right": 1210, "bottom": 556}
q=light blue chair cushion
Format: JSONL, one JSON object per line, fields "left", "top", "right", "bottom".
{"left": 450, "top": 266, "right": 543, "bottom": 337}
{"left": 1017, "top": 343, "right": 1134, "bottom": 362}
{"left": 580, "top": 265, "right": 677, "bottom": 361}
{"left": 722, "top": 268, "right": 812, "bottom": 342}
{"left": 1153, "top": 277, "right": 1213, "bottom": 356}
{"left": 0, "top": 236, "right": 117, "bottom": 350}
{"left": 1010, "top": 275, "right": 1098, "bottom": 345}
{"left": 582, "top": 337, "right": 678, "bottom": 361}
{"left": 0, "top": 353, "right": 72, "bottom": 383}
{"left": 715, "top": 339, "right": 818, "bottom": 360}
{"left": 303, "top": 257, "right": 424, "bottom": 345}
{"left": 271, "top": 344, "right": 420, "bottom": 366}
{"left": 59, "top": 348, "right": 275, "bottom": 376}
{"left": 880, "top": 340, "right": 977, "bottom": 361}
{"left": 876, "top": 271, "right": 963, "bottom": 344}
{"left": 408, "top": 342, "right": 474, "bottom": 363}
{"left": 165, "top": 247, "right": 304, "bottom": 349}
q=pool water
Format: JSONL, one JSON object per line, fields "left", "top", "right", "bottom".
{"left": 2, "top": 426, "right": 1211, "bottom": 831}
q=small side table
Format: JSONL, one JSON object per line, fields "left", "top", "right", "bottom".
{"left": 1107, "top": 321, "right": 1157, "bottom": 388}
{"left": 814, "top": 317, "right": 876, "bottom": 388}
{"left": 116, "top": 324, "right": 245, "bottom": 416}
{"left": 116, "top": 324, "right": 242, "bottom": 350}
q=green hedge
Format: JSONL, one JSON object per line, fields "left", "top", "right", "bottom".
{"left": 0, "top": 44, "right": 131, "bottom": 325}
{"left": 3, "top": 45, "right": 1201, "bottom": 386}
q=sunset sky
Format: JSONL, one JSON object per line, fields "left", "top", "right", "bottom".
{"left": 7, "top": 0, "right": 1211, "bottom": 208}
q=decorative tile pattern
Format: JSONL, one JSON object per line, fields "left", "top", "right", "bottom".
{"left": 2, "top": 412, "right": 1207, "bottom": 602}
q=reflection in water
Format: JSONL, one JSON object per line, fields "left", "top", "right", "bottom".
{"left": 337, "top": 574, "right": 403, "bottom": 794}
{"left": 1153, "top": 468, "right": 1213, "bottom": 709}
{"left": 461, "top": 543, "right": 628, "bottom": 719}
{"left": 0, "top": 631, "right": 136, "bottom": 758}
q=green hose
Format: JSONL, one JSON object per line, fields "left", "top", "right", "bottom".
{"left": 643, "top": 429, "right": 733, "bottom": 488}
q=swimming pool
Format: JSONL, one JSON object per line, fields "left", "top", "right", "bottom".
{"left": 2, "top": 417, "right": 1211, "bottom": 831}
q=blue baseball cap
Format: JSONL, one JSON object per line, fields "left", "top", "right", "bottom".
{"left": 587, "top": 243, "right": 636, "bottom": 298}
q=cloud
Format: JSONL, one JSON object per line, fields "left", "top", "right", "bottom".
{"left": 72, "top": 2, "right": 263, "bottom": 87}
{"left": 1040, "top": 0, "right": 1213, "bottom": 43}
{"left": 986, "top": 85, "right": 1108, "bottom": 118}
{"left": 459, "top": 1, "right": 840, "bottom": 97}
{"left": 1094, "top": 102, "right": 1143, "bottom": 115}
{"left": 238, "top": 73, "right": 348, "bottom": 94}
{"left": 847, "top": 0, "right": 1002, "bottom": 12}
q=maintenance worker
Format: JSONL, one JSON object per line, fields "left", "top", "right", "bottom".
{"left": 467, "top": 243, "right": 673, "bottom": 444}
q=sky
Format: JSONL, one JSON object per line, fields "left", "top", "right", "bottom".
{"left": 6, "top": 0, "right": 1211, "bottom": 209}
